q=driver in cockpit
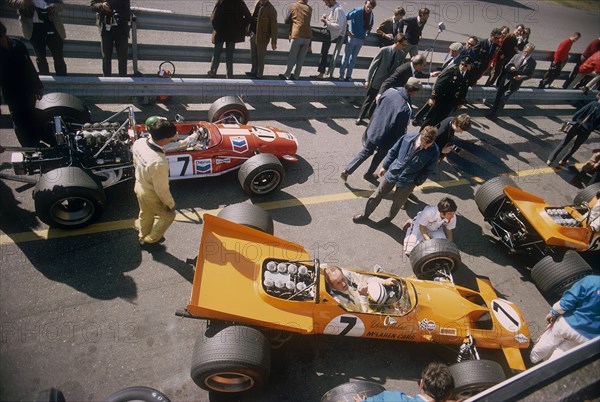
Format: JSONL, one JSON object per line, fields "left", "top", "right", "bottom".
{"left": 323, "top": 264, "right": 401, "bottom": 314}
{"left": 143, "top": 116, "right": 210, "bottom": 152}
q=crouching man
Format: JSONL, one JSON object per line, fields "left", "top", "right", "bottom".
{"left": 403, "top": 197, "right": 457, "bottom": 256}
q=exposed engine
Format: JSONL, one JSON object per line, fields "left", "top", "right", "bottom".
{"left": 262, "top": 259, "right": 317, "bottom": 301}
{"left": 545, "top": 207, "right": 582, "bottom": 227}
{"left": 490, "top": 206, "right": 545, "bottom": 255}
{"left": 12, "top": 119, "right": 134, "bottom": 187}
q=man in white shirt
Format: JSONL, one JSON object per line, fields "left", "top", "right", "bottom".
{"left": 312, "top": 0, "right": 346, "bottom": 79}
{"left": 403, "top": 197, "right": 457, "bottom": 255}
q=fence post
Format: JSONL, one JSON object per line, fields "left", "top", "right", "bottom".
{"left": 130, "top": 14, "right": 139, "bottom": 75}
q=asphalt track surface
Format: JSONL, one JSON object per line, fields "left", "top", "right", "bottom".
{"left": 1, "top": 1, "right": 600, "bottom": 401}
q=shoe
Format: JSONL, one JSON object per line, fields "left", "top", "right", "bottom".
{"left": 355, "top": 119, "right": 365, "bottom": 126}
{"left": 352, "top": 214, "right": 368, "bottom": 223}
{"left": 245, "top": 71, "right": 256, "bottom": 77}
{"left": 207, "top": 70, "right": 216, "bottom": 78}
{"left": 373, "top": 264, "right": 384, "bottom": 273}
{"left": 408, "top": 193, "right": 419, "bottom": 202}
{"left": 339, "top": 76, "right": 344, "bottom": 81}
{"left": 279, "top": 73, "right": 289, "bottom": 80}
{"left": 290, "top": 74, "right": 296, "bottom": 80}
{"left": 483, "top": 99, "right": 494, "bottom": 107}
{"left": 558, "top": 159, "right": 568, "bottom": 166}
{"left": 340, "top": 170, "right": 349, "bottom": 182}
{"left": 375, "top": 217, "right": 392, "bottom": 227}
{"left": 138, "top": 237, "right": 146, "bottom": 246}
{"left": 310, "top": 74, "right": 324, "bottom": 80}
{"left": 345, "top": 77, "right": 352, "bottom": 82}
{"left": 545, "top": 160, "right": 552, "bottom": 166}
{"left": 411, "top": 119, "right": 421, "bottom": 127}
{"left": 402, "top": 220, "right": 412, "bottom": 232}
{"left": 582, "top": 86, "right": 589, "bottom": 95}
{"left": 363, "top": 173, "right": 379, "bottom": 183}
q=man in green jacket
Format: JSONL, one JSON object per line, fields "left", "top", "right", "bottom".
{"left": 247, "top": 0, "right": 278, "bottom": 79}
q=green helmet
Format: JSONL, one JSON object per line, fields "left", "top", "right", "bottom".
{"left": 145, "top": 116, "right": 166, "bottom": 130}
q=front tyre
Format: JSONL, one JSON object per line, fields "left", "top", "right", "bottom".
{"left": 217, "top": 203, "right": 274, "bottom": 234}
{"left": 191, "top": 325, "right": 271, "bottom": 393}
{"left": 34, "top": 167, "right": 106, "bottom": 229}
{"left": 449, "top": 359, "right": 506, "bottom": 400}
{"left": 238, "top": 154, "right": 285, "bottom": 195}
{"left": 208, "top": 95, "right": 249, "bottom": 124}
{"left": 321, "top": 381, "right": 386, "bottom": 402}
{"left": 573, "top": 182, "right": 600, "bottom": 206}
{"left": 410, "top": 238, "right": 461, "bottom": 279}
{"left": 103, "top": 386, "right": 171, "bottom": 402}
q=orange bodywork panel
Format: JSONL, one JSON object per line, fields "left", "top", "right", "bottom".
{"left": 504, "top": 186, "right": 593, "bottom": 250}
{"left": 186, "top": 214, "right": 531, "bottom": 371}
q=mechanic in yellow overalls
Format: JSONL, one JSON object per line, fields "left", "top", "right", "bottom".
{"left": 132, "top": 117, "right": 177, "bottom": 245}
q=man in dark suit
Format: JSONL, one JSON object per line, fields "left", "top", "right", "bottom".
{"left": 467, "top": 27, "right": 502, "bottom": 86}
{"left": 375, "top": 6, "right": 405, "bottom": 47}
{"left": 398, "top": 7, "right": 429, "bottom": 58}
{"left": 376, "top": 53, "right": 439, "bottom": 101}
{"left": 356, "top": 33, "right": 407, "bottom": 124}
{"left": 487, "top": 43, "right": 536, "bottom": 120}
{"left": 415, "top": 56, "right": 473, "bottom": 128}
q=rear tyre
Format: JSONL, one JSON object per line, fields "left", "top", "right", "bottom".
{"left": 475, "top": 176, "right": 520, "bottom": 218}
{"left": 217, "top": 203, "right": 274, "bottom": 235}
{"left": 321, "top": 381, "right": 386, "bottom": 402}
{"left": 103, "top": 386, "right": 171, "bottom": 402}
{"left": 34, "top": 167, "right": 106, "bottom": 229}
{"left": 190, "top": 325, "right": 271, "bottom": 393}
{"left": 238, "top": 153, "right": 285, "bottom": 195}
{"left": 573, "top": 182, "right": 600, "bottom": 206}
{"left": 449, "top": 360, "right": 506, "bottom": 400}
{"left": 36, "top": 93, "right": 91, "bottom": 142}
{"left": 208, "top": 96, "right": 249, "bottom": 124}
{"left": 410, "top": 238, "right": 461, "bottom": 279}
{"left": 531, "top": 251, "right": 592, "bottom": 298}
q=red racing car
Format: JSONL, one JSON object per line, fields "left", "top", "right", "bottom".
{"left": 5, "top": 94, "right": 298, "bottom": 229}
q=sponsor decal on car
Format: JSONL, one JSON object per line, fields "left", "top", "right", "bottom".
{"left": 230, "top": 137, "right": 249, "bottom": 154}
{"left": 195, "top": 159, "right": 212, "bottom": 174}
{"left": 419, "top": 318, "right": 437, "bottom": 332}
{"left": 215, "top": 157, "right": 231, "bottom": 165}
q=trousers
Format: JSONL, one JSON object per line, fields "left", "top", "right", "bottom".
{"left": 135, "top": 184, "right": 176, "bottom": 243}
{"left": 363, "top": 179, "right": 415, "bottom": 221}
{"left": 530, "top": 317, "right": 589, "bottom": 363}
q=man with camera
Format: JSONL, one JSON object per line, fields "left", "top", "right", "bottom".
{"left": 434, "top": 114, "right": 471, "bottom": 161}
{"left": 91, "top": 0, "right": 131, "bottom": 77}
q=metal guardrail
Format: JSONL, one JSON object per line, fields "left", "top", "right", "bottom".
{"left": 1, "top": 3, "right": 589, "bottom": 101}
{"left": 38, "top": 76, "right": 590, "bottom": 102}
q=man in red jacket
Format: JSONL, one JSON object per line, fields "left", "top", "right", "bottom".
{"left": 539, "top": 32, "right": 580, "bottom": 88}
{"left": 563, "top": 37, "right": 600, "bottom": 88}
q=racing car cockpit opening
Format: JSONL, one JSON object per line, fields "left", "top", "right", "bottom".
{"left": 262, "top": 259, "right": 317, "bottom": 301}
{"left": 164, "top": 125, "right": 212, "bottom": 153}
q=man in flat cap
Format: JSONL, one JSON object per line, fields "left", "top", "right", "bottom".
{"left": 441, "top": 42, "right": 463, "bottom": 70}
{"left": 414, "top": 55, "right": 473, "bottom": 128}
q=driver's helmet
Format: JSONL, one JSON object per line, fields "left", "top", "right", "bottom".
{"left": 368, "top": 282, "right": 389, "bottom": 308}
{"left": 145, "top": 116, "right": 167, "bottom": 131}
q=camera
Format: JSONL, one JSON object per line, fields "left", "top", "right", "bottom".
{"left": 450, "top": 144, "right": 461, "bottom": 153}
{"left": 112, "top": 11, "right": 122, "bottom": 26}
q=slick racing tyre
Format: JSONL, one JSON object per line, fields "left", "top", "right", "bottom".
{"left": 103, "top": 386, "right": 171, "bottom": 402}
{"left": 34, "top": 167, "right": 106, "bottom": 229}
{"left": 475, "top": 176, "right": 520, "bottom": 218}
{"left": 449, "top": 359, "right": 506, "bottom": 400}
{"left": 573, "top": 182, "right": 600, "bottom": 206}
{"left": 238, "top": 153, "right": 285, "bottom": 195}
{"left": 208, "top": 96, "right": 249, "bottom": 124}
{"left": 321, "top": 381, "right": 386, "bottom": 402}
{"left": 531, "top": 251, "right": 592, "bottom": 299}
{"left": 191, "top": 325, "right": 271, "bottom": 393}
{"left": 410, "top": 238, "right": 461, "bottom": 279}
{"left": 217, "top": 203, "right": 275, "bottom": 235}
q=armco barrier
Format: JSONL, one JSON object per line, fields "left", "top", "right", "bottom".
{"left": 39, "top": 76, "right": 590, "bottom": 102}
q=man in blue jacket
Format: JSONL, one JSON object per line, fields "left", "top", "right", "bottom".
{"left": 352, "top": 127, "right": 439, "bottom": 227}
{"left": 342, "top": 77, "right": 422, "bottom": 182}
{"left": 530, "top": 274, "right": 600, "bottom": 363}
